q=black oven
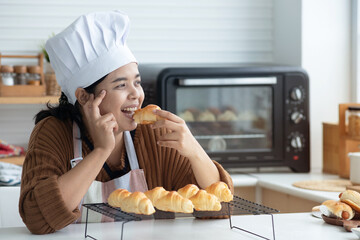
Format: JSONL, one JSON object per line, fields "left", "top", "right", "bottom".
{"left": 139, "top": 64, "right": 310, "bottom": 172}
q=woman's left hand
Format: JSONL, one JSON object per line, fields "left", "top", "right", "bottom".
{"left": 151, "top": 109, "right": 203, "bottom": 159}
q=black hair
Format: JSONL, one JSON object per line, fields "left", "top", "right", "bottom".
{"left": 35, "top": 75, "right": 107, "bottom": 140}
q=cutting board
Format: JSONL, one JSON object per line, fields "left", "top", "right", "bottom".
{"left": 322, "top": 215, "right": 360, "bottom": 231}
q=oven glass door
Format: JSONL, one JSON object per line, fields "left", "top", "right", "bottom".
{"left": 171, "top": 77, "right": 279, "bottom": 156}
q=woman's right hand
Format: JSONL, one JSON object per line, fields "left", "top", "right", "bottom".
{"left": 82, "top": 90, "right": 118, "bottom": 155}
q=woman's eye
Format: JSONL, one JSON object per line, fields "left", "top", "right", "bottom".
{"left": 116, "top": 83, "right": 126, "bottom": 88}
{"left": 135, "top": 80, "right": 142, "bottom": 86}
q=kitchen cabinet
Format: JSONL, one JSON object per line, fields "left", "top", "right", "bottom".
{"left": 234, "top": 186, "right": 320, "bottom": 213}
{"left": 261, "top": 188, "right": 320, "bottom": 213}
{"left": 234, "top": 187, "right": 256, "bottom": 202}
{"left": 232, "top": 173, "right": 341, "bottom": 214}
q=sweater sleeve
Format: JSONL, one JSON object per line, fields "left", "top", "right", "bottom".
{"left": 134, "top": 125, "right": 233, "bottom": 193}
{"left": 19, "top": 117, "right": 80, "bottom": 234}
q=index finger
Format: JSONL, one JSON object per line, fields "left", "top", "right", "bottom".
{"left": 154, "top": 109, "right": 183, "bottom": 123}
{"left": 84, "top": 90, "right": 106, "bottom": 119}
{"left": 92, "top": 89, "right": 106, "bottom": 108}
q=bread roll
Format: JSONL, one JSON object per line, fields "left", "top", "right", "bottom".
{"left": 133, "top": 104, "right": 164, "bottom": 124}
{"left": 155, "top": 191, "right": 194, "bottom": 213}
{"left": 205, "top": 182, "right": 233, "bottom": 202}
{"left": 121, "top": 192, "right": 155, "bottom": 215}
{"left": 339, "top": 190, "right": 360, "bottom": 213}
{"left": 107, "top": 189, "right": 131, "bottom": 208}
{"left": 189, "top": 190, "right": 221, "bottom": 211}
{"left": 145, "top": 186, "right": 168, "bottom": 203}
{"left": 217, "top": 110, "right": 238, "bottom": 121}
{"left": 179, "top": 110, "right": 195, "bottom": 122}
{"left": 177, "top": 184, "right": 199, "bottom": 199}
{"left": 197, "top": 110, "right": 216, "bottom": 122}
{"left": 108, "top": 189, "right": 155, "bottom": 215}
{"left": 320, "top": 200, "right": 354, "bottom": 220}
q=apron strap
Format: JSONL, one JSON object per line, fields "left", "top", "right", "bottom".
{"left": 71, "top": 122, "right": 83, "bottom": 168}
{"left": 124, "top": 131, "right": 140, "bottom": 170}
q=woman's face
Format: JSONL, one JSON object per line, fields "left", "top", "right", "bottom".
{"left": 93, "top": 62, "right": 144, "bottom": 132}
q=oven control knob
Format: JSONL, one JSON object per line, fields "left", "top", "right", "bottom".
{"left": 291, "top": 112, "right": 304, "bottom": 124}
{"left": 291, "top": 136, "right": 303, "bottom": 149}
{"left": 290, "top": 87, "right": 303, "bottom": 101}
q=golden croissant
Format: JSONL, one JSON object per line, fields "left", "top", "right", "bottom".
{"left": 155, "top": 191, "right": 194, "bottom": 213}
{"left": 108, "top": 189, "right": 155, "bottom": 215}
{"left": 189, "top": 190, "right": 222, "bottom": 211}
{"left": 205, "top": 182, "right": 233, "bottom": 202}
{"left": 121, "top": 192, "right": 156, "bottom": 215}
{"left": 145, "top": 186, "right": 169, "bottom": 203}
{"left": 107, "top": 189, "right": 131, "bottom": 208}
{"left": 177, "top": 184, "right": 199, "bottom": 199}
{"left": 133, "top": 104, "right": 164, "bottom": 124}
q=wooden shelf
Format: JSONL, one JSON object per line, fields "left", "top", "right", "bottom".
{"left": 0, "top": 96, "right": 59, "bottom": 104}
{"left": 0, "top": 156, "right": 25, "bottom": 166}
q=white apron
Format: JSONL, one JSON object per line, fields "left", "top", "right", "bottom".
{"left": 70, "top": 122, "right": 148, "bottom": 223}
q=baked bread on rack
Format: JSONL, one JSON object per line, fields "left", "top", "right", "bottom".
{"left": 177, "top": 184, "right": 200, "bottom": 199}
{"left": 205, "top": 181, "right": 233, "bottom": 202}
{"left": 107, "top": 189, "right": 131, "bottom": 208}
{"left": 121, "top": 192, "right": 156, "bottom": 215}
{"left": 189, "top": 190, "right": 222, "bottom": 211}
{"left": 107, "top": 189, "right": 155, "bottom": 215}
{"left": 133, "top": 104, "right": 164, "bottom": 124}
{"left": 145, "top": 186, "right": 168, "bottom": 203}
{"left": 155, "top": 191, "right": 194, "bottom": 213}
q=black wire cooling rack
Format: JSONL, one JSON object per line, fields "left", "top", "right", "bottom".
{"left": 82, "top": 195, "right": 279, "bottom": 240}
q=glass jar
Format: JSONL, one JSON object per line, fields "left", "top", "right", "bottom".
{"left": 0, "top": 65, "right": 15, "bottom": 86}
{"left": 13, "top": 65, "right": 27, "bottom": 85}
{"left": 348, "top": 106, "right": 360, "bottom": 137}
{"left": 26, "top": 66, "right": 41, "bottom": 85}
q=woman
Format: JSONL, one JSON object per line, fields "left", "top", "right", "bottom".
{"left": 19, "top": 10, "right": 233, "bottom": 234}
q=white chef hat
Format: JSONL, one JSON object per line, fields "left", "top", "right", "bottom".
{"left": 45, "top": 10, "right": 137, "bottom": 104}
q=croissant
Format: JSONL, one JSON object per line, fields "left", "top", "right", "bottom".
{"left": 133, "top": 104, "right": 164, "bottom": 124}
{"left": 177, "top": 184, "right": 199, "bottom": 199}
{"left": 205, "top": 182, "right": 233, "bottom": 202}
{"left": 107, "top": 189, "right": 131, "bottom": 208}
{"left": 155, "top": 191, "right": 194, "bottom": 213}
{"left": 108, "top": 189, "right": 155, "bottom": 215}
{"left": 121, "top": 192, "right": 156, "bottom": 215}
{"left": 145, "top": 186, "right": 168, "bottom": 203}
{"left": 189, "top": 190, "right": 222, "bottom": 211}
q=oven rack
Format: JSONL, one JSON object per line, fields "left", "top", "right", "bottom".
{"left": 83, "top": 195, "right": 279, "bottom": 240}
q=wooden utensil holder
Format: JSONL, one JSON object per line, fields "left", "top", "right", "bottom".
{"left": 339, "top": 103, "right": 360, "bottom": 178}
{"left": 0, "top": 53, "right": 46, "bottom": 97}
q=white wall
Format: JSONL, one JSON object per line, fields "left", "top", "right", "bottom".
{"left": 301, "top": 0, "right": 351, "bottom": 171}
{"left": 0, "top": 0, "right": 275, "bottom": 148}
{"left": 273, "top": 0, "right": 302, "bottom": 65}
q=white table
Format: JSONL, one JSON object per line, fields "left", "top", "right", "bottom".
{"left": 0, "top": 213, "right": 356, "bottom": 240}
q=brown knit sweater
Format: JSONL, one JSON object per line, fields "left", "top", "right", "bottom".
{"left": 19, "top": 116, "right": 233, "bottom": 234}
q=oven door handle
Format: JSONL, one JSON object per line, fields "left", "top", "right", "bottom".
{"left": 178, "top": 77, "right": 277, "bottom": 86}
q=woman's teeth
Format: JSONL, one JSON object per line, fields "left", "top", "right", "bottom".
{"left": 122, "top": 107, "right": 137, "bottom": 112}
